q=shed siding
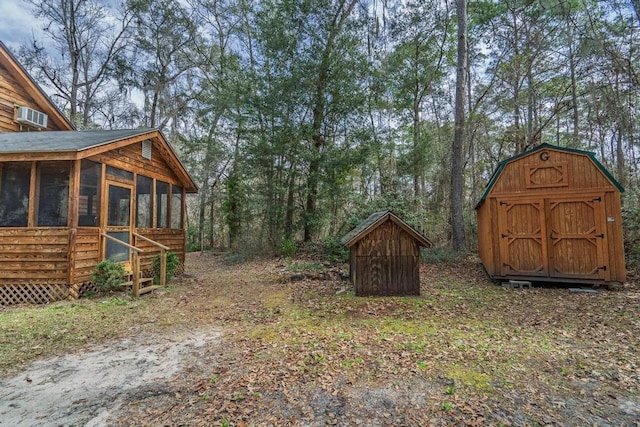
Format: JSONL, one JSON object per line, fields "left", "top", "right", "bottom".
{"left": 352, "top": 221, "right": 420, "bottom": 296}
{"left": 477, "top": 145, "right": 625, "bottom": 285}
{"left": 492, "top": 151, "right": 613, "bottom": 195}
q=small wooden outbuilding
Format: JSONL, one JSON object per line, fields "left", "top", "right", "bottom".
{"left": 341, "top": 211, "right": 432, "bottom": 296}
{"left": 476, "top": 143, "right": 626, "bottom": 286}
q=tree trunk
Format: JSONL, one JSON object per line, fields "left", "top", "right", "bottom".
{"left": 450, "top": 0, "right": 467, "bottom": 252}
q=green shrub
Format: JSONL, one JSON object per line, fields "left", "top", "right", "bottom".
{"left": 91, "top": 260, "right": 127, "bottom": 293}
{"left": 279, "top": 237, "right": 297, "bottom": 257}
{"left": 153, "top": 251, "right": 180, "bottom": 284}
{"left": 322, "top": 236, "right": 349, "bottom": 263}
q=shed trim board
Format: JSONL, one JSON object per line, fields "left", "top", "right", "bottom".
{"left": 0, "top": 41, "right": 75, "bottom": 131}
{"left": 476, "top": 143, "right": 625, "bottom": 285}
{"left": 477, "top": 143, "right": 624, "bottom": 208}
{"left": 341, "top": 210, "right": 432, "bottom": 248}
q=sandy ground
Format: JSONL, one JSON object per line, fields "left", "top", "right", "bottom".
{"left": 0, "top": 327, "right": 221, "bottom": 427}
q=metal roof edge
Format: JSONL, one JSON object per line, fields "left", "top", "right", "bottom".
{"left": 476, "top": 143, "right": 624, "bottom": 208}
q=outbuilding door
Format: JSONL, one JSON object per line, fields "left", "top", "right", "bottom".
{"left": 498, "top": 195, "right": 608, "bottom": 281}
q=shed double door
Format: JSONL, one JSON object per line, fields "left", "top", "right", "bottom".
{"left": 498, "top": 195, "right": 609, "bottom": 281}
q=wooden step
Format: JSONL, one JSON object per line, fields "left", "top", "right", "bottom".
{"left": 138, "top": 285, "right": 162, "bottom": 295}
{"left": 119, "top": 277, "right": 154, "bottom": 290}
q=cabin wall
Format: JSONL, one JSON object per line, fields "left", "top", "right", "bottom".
{"left": 0, "top": 61, "right": 63, "bottom": 132}
{"left": 352, "top": 221, "right": 420, "bottom": 296}
{"left": 0, "top": 228, "right": 70, "bottom": 304}
{"left": 91, "top": 141, "right": 182, "bottom": 186}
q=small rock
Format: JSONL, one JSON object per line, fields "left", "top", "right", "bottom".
{"left": 619, "top": 400, "right": 640, "bottom": 416}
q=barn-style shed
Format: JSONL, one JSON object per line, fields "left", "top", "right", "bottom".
{"left": 476, "top": 143, "right": 625, "bottom": 286}
{"left": 341, "top": 211, "right": 432, "bottom": 296}
{"left": 0, "top": 129, "right": 198, "bottom": 304}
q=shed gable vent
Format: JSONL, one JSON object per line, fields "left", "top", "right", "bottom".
{"left": 142, "top": 140, "right": 152, "bottom": 160}
{"left": 16, "top": 106, "right": 48, "bottom": 128}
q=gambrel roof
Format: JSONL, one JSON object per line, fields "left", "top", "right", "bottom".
{"left": 476, "top": 143, "right": 624, "bottom": 208}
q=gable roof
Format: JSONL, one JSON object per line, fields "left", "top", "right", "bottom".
{"left": 476, "top": 143, "right": 624, "bottom": 208}
{"left": 0, "top": 128, "right": 198, "bottom": 192}
{"left": 341, "top": 210, "right": 432, "bottom": 248}
{"left": 0, "top": 41, "right": 74, "bottom": 131}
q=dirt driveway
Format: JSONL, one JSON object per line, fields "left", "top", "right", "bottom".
{"left": 1, "top": 252, "right": 640, "bottom": 426}
{"left": 0, "top": 328, "right": 220, "bottom": 426}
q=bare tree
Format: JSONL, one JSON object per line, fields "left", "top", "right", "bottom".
{"left": 22, "top": 0, "right": 133, "bottom": 128}
{"left": 450, "top": 0, "right": 467, "bottom": 251}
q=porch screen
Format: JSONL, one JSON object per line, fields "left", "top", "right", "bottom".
{"left": 156, "top": 180, "right": 169, "bottom": 228}
{"left": 79, "top": 160, "right": 101, "bottom": 226}
{"left": 136, "top": 175, "right": 153, "bottom": 227}
{"left": 0, "top": 162, "right": 30, "bottom": 227}
{"left": 36, "top": 162, "right": 70, "bottom": 226}
{"left": 171, "top": 185, "right": 183, "bottom": 229}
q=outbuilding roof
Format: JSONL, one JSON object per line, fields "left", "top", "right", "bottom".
{"left": 476, "top": 143, "right": 624, "bottom": 208}
{"left": 341, "top": 210, "right": 432, "bottom": 248}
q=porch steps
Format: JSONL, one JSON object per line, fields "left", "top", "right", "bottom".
{"left": 120, "top": 272, "right": 156, "bottom": 294}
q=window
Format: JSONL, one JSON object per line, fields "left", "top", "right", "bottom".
{"left": 156, "top": 180, "right": 169, "bottom": 228}
{"left": 79, "top": 160, "right": 101, "bottom": 226}
{"left": 0, "top": 162, "right": 31, "bottom": 227}
{"left": 106, "top": 165, "right": 133, "bottom": 181}
{"left": 171, "top": 185, "right": 183, "bottom": 229}
{"left": 136, "top": 175, "right": 153, "bottom": 227}
{"left": 36, "top": 162, "right": 70, "bottom": 227}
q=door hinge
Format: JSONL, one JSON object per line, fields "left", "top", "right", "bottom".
{"left": 597, "top": 265, "right": 607, "bottom": 271}
{"left": 596, "top": 233, "right": 604, "bottom": 238}
{"left": 593, "top": 196, "right": 602, "bottom": 202}
{"left": 500, "top": 201, "right": 508, "bottom": 206}
{"left": 501, "top": 233, "right": 508, "bottom": 238}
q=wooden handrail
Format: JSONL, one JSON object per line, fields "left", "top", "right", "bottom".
{"left": 132, "top": 232, "right": 168, "bottom": 287}
{"left": 100, "top": 233, "right": 144, "bottom": 296}
{"left": 133, "top": 232, "right": 170, "bottom": 250}
{"left": 101, "top": 233, "right": 144, "bottom": 252}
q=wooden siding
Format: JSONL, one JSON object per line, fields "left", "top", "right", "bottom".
{"left": 134, "top": 228, "right": 186, "bottom": 271}
{"left": 91, "top": 141, "right": 182, "bottom": 186}
{"left": 477, "top": 146, "right": 625, "bottom": 285}
{"left": 0, "top": 228, "right": 69, "bottom": 284}
{"left": 351, "top": 221, "right": 421, "bottom": 296}
{"left": 0, "top": 61, "right": 65, "bottom": 132}
{"left": 71, "top": 228, "right": 101, "bottom": 284}
{"left": 492, "top": 150, "right": 614, "bottom": 195}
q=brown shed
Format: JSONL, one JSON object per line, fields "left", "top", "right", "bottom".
{"left": 476, "top": 143, "right": 625, "bottom": 286}
{"left": 341, "top": 211, "right": 432, "bottom": 296}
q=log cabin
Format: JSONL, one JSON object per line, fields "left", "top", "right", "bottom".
{"left": 0, "top": 42, "right": 198, "bottom": 304}
{"left": 476, "top": 143, "right": 626, "bottom": 287}
{"left": 341, "top": 211, "right": 432, "bottom": 296}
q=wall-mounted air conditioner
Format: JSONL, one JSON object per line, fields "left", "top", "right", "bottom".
{"left": 16, "top": 106, "right": 48, "bottom": 128}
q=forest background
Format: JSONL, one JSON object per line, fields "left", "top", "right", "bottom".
{"left": 12, "top": 0, "right": 640, "bottom": 266}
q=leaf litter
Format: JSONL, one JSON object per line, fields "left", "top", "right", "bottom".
{"left": 3, "top": 252, "right": 640, "bottom": 426}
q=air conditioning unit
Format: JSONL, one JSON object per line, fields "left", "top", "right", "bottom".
{"left": 16, "top": 106, "right": 48, "bottom": 128}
